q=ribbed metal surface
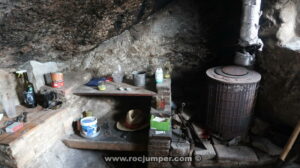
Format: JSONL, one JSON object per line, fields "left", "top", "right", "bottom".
{"left": 206, "top": 78, "right": 259, "bottom": 140}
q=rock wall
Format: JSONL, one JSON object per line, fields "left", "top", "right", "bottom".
{"left": 0, "top": 0, "right": 238, "bottom": 76}
{"left": 257, "top": 0, "right": 300, "bottom": 127}
{"left": 70, "top": 0, "right": 208, "bottom": 77}
{"left": 0, "top": 0, "right": 172, "bottom": 67}
{"left": 0, "top": 0, "right": 243, "bottom": 121}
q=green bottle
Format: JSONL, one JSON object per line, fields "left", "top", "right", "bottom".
{"left": 22, "top": 71, "right": 37, "bottom": 108}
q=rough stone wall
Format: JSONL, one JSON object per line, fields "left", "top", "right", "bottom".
{"left": 257, "top": 0, "right": 300, "bottom": 126}
{"left": 0, "top": 0, "right": 171, "bottom": 68}
{"left": 0, "top": 0, "right": 212, "bottom": 76}
{"left": 70, "top": 0, "right": 208, "bottom": 77}
{"left": 0, "top": 0, "right": 243, "bottom": 122}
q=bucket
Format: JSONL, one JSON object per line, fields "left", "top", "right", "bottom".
{"left": 133, "top": 71, "right": 146, "bottom": 87}
{"left": 80, "top": 116, "right": 98, "bottom": 137}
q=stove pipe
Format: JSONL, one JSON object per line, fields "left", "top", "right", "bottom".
{"left": 234, "top": 0, "right": 263, "bottom": 66}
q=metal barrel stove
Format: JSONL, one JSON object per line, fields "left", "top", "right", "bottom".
{"left": 206, "top": 66, "right": 261, "bottom": 140}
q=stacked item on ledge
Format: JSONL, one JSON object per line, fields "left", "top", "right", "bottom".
{"left": 148, "top": 78, "right": 173, "bottom": 168}
{"left": 76, "top": 111, "right": 100, "bottom": 139}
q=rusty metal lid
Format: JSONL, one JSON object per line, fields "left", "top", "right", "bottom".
{"left": 206, "top": 65, "right": 261, "bottom": 84}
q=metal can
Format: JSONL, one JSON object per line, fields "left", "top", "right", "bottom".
{"left": 51, "top": 72, "right": 64, "bottom": 88}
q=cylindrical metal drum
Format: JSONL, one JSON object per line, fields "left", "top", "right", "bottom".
{"left": 206, "top": 65, "right": 261, "bottom": 140}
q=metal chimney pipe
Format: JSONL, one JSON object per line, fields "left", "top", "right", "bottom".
{"left": 234, "top": 0, "right": 263, "bottom": 66}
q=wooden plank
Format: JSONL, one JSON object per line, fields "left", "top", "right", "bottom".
{"left": 0, "top": 123, "right": 37, "bottom": 145}
{"left": 0, "top": 107, "right": 66, "bottom": 145}
{"left": 73, "top": 82, "right": 156, "bottom": 97}
{"left": 0, "top": 106, "right": 44, "bottom": 144}
{"left": 63, "top": 136, "right": 147, "bottom": 151}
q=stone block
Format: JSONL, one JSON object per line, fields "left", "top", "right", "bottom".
{"left": 156, "top": 79, "right": 171, "bottom": 89}
{"left": 255, "top": 150, "right": 276, "bottom": 165}
{"left": 193, "top": 139, "right": 216, "bottom": 161}
{"left": 148, "top": 149, "right": 170, "bottom": 156}
{"left": 214, "top": 144, "right": 258, "bottom": 162}
{"left": 148, "top": 139, "right": 171, "bottom": 150}
{"left": 150, "top": 108, "right": 171, "bottom": 117}
{"left": 149, "top": 129, "right": 172, "bottom": 140}
{"left": 148, "top": 161, "right": 172, "bottom": 168}
{"left": 171, "top": 161, "right": 192, "bottom": 168}
{"left": 170, "top": 141, "right": 190, "bottom": 157}
{"left": 169, "top": 136, "right": 192, "bottom": 168}
{"left": 19, "top": 60, "right": 66, "bottom": 90}
{"left": 0, "top": 70, "right": 20, "bottom": 117}
{"left": 251, "top": 136, "right": 282, "bottom": 156}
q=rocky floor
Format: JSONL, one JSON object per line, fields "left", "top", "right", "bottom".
{"left": 26, "top": 139, "right": 300, "bottom": 168}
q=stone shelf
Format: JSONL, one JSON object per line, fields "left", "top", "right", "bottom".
{"left": 73, "top": 81, "right": 156, "bottom": 97}
{"left": 0, "top": 71, "right": 92, "bottom": 146}
{"left": 0, "top": 71, "right": 92, "bottom": 168}
{"left": 63, "top": 112, "right": 149, "bottom": 152}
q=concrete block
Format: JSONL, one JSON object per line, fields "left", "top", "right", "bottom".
{"left": 214, "top": 144, "right": 258, "bottom": 162}
{"left": 19, "top": 60, "right": 66, "bottom": 90}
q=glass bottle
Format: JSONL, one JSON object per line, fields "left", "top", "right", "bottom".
{"left": 23, "top": 71, "right": 37, "bottom": 108}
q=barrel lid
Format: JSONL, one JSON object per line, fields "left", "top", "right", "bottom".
{"left": 206, "top": 65, "right": 261, "bottom": 84}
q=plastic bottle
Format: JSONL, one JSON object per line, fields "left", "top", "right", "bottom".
{"left": 155, "top": 67, "right": 163, "bottom": 83}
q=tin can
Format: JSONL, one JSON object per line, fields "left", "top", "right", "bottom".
{"left": 132, "top": 71, "right": 146, "bottom": 87}
{"left": 51, "top": 72, "right": 64, "bottom": 88}
{"left": 51, "top": 72, "right": 64, "bottom": 82}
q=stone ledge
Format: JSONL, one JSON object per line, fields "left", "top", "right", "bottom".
{"left": 0, "top": 71, "right": 92, "bottom": 168}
